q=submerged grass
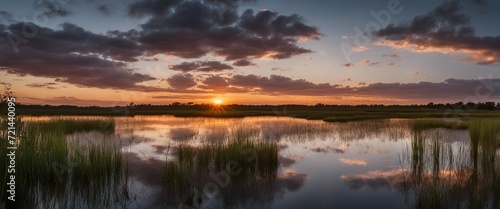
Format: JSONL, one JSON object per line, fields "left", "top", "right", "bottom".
{"left": 0, "top": 118, "right": 128, "bottom": 209}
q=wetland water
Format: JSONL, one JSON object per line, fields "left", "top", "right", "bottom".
{"left": 1, "top": 116, "right": 499, "bottom": 209}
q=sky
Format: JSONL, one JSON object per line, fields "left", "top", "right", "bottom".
{"left": 0, "top": 0, "right": 500, "bottom": 106}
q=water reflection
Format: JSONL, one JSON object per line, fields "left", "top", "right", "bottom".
{"left": 402, "top": 120, "right": 500, "bottom": 209}
{"left": 0, "top": 118, "right": 129, "bottom": 209}
{"left": 2, "top": 116, "right": 497, "bottom": 209}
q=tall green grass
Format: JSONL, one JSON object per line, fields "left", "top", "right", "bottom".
{"left": 404, "top": 118, "right": 500, "bottom": 209}
{"left": 0, "top": 118, "right": 128, "bottom": 209}
{"left": 163, "top": 127, "right": 279, "bottom": 208}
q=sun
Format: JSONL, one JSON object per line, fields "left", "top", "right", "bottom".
{"left": 213, "top": 99, "right": 222, "bottom": 105}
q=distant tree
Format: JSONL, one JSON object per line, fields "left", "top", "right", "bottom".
{"left": 484, "top": 102, "right": 496, "bottom": 110}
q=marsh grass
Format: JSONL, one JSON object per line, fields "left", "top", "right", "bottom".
{"left": 412, "top": 119, "right": 468, "bottom": 132}
{"left": 404, "top": 118, "right": 500, "bottom": 209}
{"left": 163, "top": 127, "right": 279, "bottom": 208}
{"left": 0, "top": 118, "right": 128, "bottom": 209}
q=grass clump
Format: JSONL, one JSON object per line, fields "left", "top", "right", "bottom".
{"left": 405, "top": 118, "right": 500, "bottom": 209}
{"left": 0, "top": 118, "right": 128, "bottom": 209}
{"left": 163, "top": 130, "right": 279, "bottom": 208}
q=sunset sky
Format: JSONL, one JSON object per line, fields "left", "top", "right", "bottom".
{"left": 1, "top": 0, "right": 499, "bottom": 106}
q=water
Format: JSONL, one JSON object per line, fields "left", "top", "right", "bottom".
{"left": 3, "top": 116, "right": 499, "bottom": 209}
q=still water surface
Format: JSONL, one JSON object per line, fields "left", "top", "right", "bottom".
{"left": 18, "top": 116, "right": 498, "bottom": 209}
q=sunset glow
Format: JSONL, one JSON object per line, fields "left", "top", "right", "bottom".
{"left": 0, "top": 0, "right": 499, "bottom": 105}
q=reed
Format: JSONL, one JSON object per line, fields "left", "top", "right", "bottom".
{"left": 0, "top": 118, "right": 128, "bottom": 209}
{"left": 405, "top": 118, "right": 500, "bottom": 209}
{"left": 163, "top": 127, "right": 279, "bottom": 207}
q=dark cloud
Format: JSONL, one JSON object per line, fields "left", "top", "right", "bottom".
{"left": 229, "top": 74, "right": 342, "bottom": 95}
{"left": 0, "top": 11, "right": 14, "bottom": 24}
{"left": 0, "top": 22, "right": 161, "bottom": 91}
{"left": 165, "top": 73, "right": 197, "bottom": 90}
{"left": 97, "top": 4, "right": 112, "bottom": 16}
{"left": 469, "top": 0, "right": 488, "bottom": 5}
{"left": 233, "top": 59, "right": 255, "bottom": 66}
{"left": 131, "top": 1, "right": 320, "bottom": 61}
{"left": 198, "top": 75, "right": 230, "bottom": 90}
{"left": 128, "top": 0, "right": 181, "bottom": 18}
{"left": 192, "top": 74, "right": 500, "bottom": 101}
{"left": 374, "top": 1, "right": 500, "bottom": 65}
{"left": 22, "top": 96, "right": 121, "bottom": 106}
{"left": 26, "top": 82, "right": 59, "bottom": 89}
{"left": 35, "top": 0, "right": 72, "bottom": 18}
{"left": 169, "top": 61, "right": 233, "bottom": 72}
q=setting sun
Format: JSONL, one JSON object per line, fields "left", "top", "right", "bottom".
{"left": 213, "top": 99, "right": 222, "bottom": 105}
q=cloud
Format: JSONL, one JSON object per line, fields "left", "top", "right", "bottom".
{"left": 342, "top": 63, "right": 353, "bottom": 67}
{"left": 130, "top": 1, "right": 320, "bottom": 61}
{"left": 233, "top": 59, "right": 255, "bottom": 66}
{"left": 198, "top": 75, "right": 230, "bottom": 90}
{"left": 359, "top": 60, "right": 380, "bottom": 66}
{"left": 0, "top": 11, "right": 14, "bottom": 24}
{"left": 26, "top": 82, "right": 59, "bottom": 89}
{"left": 165, "top": 73, "right": 197, "bottom": 90}
{"left": 373, "top": 1, "right": 500, "bottom": 65}
{"left": 193, "top": 74, "right": 500, "bottom": 101}
{"left": 271, "top": 67, "right": 289, "bottom": 71}
{"left": 0, "top": 22, "right": 163, "bottom": 92}
{"left": 469, "top": 0, "right": 488, "bottom": 5}
{"left": 127, "top": 0, "right": 181, "bottom": 18}
{"left": 410, "top": 71, "right": 423, "bottom": 76}
{"left": 169, "top": 61, "right": 233, "bottom": 72}
{"left": 1, "top": 1, "right": 319, "bottom": 93}
{"left": 229, "top": 74, "right": 342, "bottom": 95}
{"left": 97, "top": 4, "right": 112, "bottom": 16}
{"left": 351, "top": 45, "right": 369, "bottom": 52}
{"left": 22, "top": 96, "right": 123, "bottom": 106}
{"left": 382, "top": 54, "right": 400, "bottom": 58}
{"left": 339, "top": 158, "right": 367, "bottom": 166}
{"left": 35, "top": 0, "right": 72, "bottom": 18}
